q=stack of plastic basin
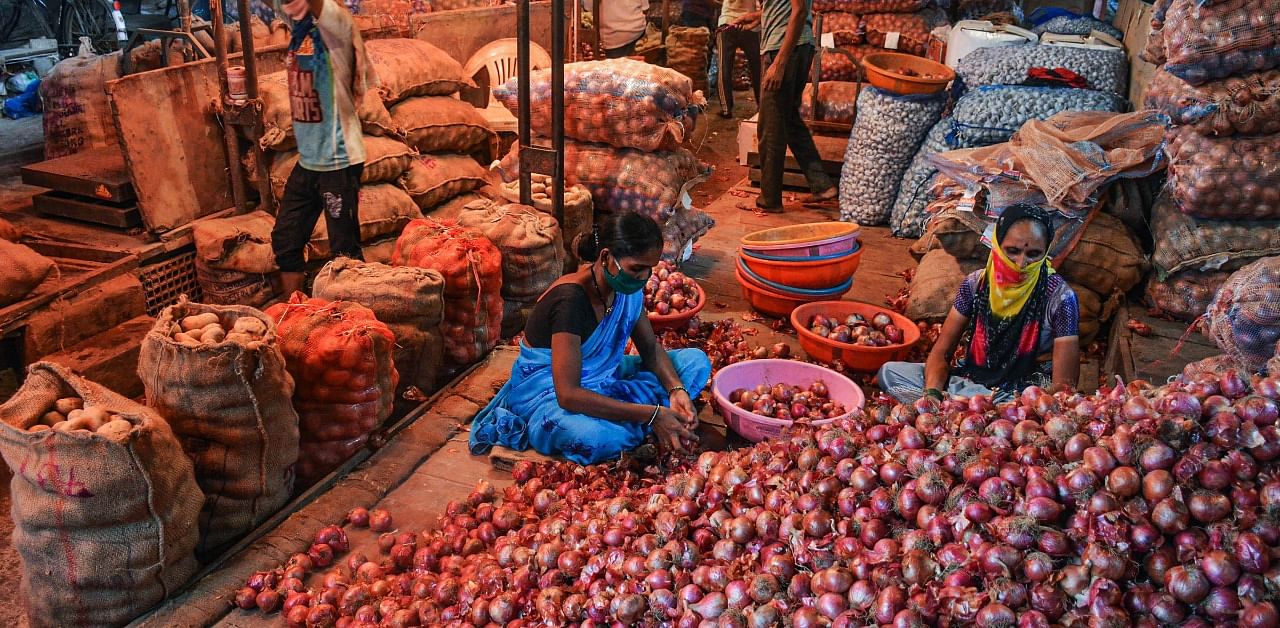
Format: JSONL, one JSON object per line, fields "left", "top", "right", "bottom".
{"left": 736, "top": 222, "right": 863, "bottom": 318}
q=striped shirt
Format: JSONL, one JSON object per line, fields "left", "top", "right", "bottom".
{"left": 761, "top": 0, "right": 813, "bottom": 53}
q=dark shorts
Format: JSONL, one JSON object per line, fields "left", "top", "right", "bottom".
{"left": 271, "top": 162, "right": 364, "bottom": 273}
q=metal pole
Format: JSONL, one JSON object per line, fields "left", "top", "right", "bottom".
{"left": 550, "top": 0, "right": 565, "bottom": 230}
{"left": 210, "top": 0, "right": 247, "bottom": 210}
{"left": 517, "top": 0, "right": 532, "bottom": 206}
{"left": 236, "top": 0, "right": 273, "bottom": 209}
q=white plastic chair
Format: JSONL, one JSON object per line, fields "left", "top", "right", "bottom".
{"left": 464, "top": 38, "right": 553, "bottom": 134}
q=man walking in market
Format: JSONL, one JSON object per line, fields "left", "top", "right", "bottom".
{"left": 753, "top": 0, "right": 836, "bottom": 213}
{"left": 271, "top": 0, "right": 371, "bottom": 297}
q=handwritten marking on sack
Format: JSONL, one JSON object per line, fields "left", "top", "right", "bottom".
{"left": 19, "top": 452, "right": 95, "bottom": 498}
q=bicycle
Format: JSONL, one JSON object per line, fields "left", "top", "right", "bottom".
{"left": 0, "top": 0, "right": 120, "bottom": 57}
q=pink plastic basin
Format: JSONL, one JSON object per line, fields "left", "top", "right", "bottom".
{"left": 711, "top": 359, "right": 865, "bottom": 442}
{"left": 740, "top": 223, "right": 861, "bottom": 259}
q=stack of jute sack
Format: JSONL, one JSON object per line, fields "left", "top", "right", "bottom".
{"left": 492, "top": 59, "right": 715, "bottom": 262}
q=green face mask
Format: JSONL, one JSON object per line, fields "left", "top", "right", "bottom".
{"left": 604, "top": 256, "right": 648, "bottom": 295}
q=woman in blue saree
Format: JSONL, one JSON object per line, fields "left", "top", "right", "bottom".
{"left": 469, "top": 213, "right": 713, "bottom": 465}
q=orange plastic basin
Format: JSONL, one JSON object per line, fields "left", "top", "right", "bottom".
{"left": 737, "top": 246, "right": 863, "bottom": 291}
{"left": 740, "top": 222, "right": 860, "bottom": 251}
{"left": 862, "top": 52, "right": 954, "bottom": 95}
{"left": 790, "top": 301, "right": 922, "bottom": 372}
{"left": 648, "top": 280, "right": 706, "bottom": 332}
{"left": 736, "top": 265, "right": 828, "bottom": 319}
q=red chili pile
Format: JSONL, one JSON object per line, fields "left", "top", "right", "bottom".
{"left": 235, "top": 362, "right": 1280, "bottom": 626}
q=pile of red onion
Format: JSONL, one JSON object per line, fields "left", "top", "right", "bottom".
{"left": 236, "top": 364, "right": 1280, "bottom": 627}
{"left": 656, "top": 317, "right": 789, "bottom": 375}
{"left": 727, "top": 382, "right": 849, "bottom": 423}
{"left": 808, "top": 312, "right": 905, "bottom": 347}
{"left": 645, "top": 261, "right": 701, "bottom": 317}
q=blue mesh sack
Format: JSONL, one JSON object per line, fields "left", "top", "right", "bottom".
{"left": 947, "top": 85, "right": 1121, "bottom": 149}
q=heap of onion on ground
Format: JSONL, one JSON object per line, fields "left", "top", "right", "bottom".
{"left": 235, "top": 357, "right": 1280, "bottom": 627}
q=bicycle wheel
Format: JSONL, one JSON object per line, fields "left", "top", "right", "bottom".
{"left": 58, "top": 0, "right": 118, "bottom": 55}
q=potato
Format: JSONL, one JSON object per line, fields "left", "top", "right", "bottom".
{"left": 531, "top": 182, "right": 547, "bottom": 194}
{"left": 231, "top": 317, "right": 267, "bottom": 336}
{"left": 186, "top": 327, "right": 205, "bottom": 341}
{"left": 174, "top": 332, "right": 201, "bottom": 347}
{"left": 41, "top": 411, "right": 65, "bottom": 427}
{"left": 28, "top": 424, "right": 50, "bottom": 433}
{"left": 52, "top": 421, "right": 73, "bottom": 432}
{"left": 82, "top": 406, "right": 110, "bottom": 424}
{"left": 96, "top": 419, "right": 134, "bottom": 440}
{"left": 225, "top": 332, "right": 253, "bottom": 345}
{"left": 54, "top": 397, "right": 83, "bottom": 414}
{"left": 180, "top": 312, "right": 221, "bottom": 331}
{"left": 203, "top": 327, "right": 227, "bottom": 344}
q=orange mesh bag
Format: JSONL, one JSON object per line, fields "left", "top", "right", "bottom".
{"left": 265, "top": 295, "right": 398, "bottom": 485}
{"left": 862, "top": 10, "right": 948, "bottom": 56}
{"left": 1207, "top": 257, "right": 1280, "bottom": 372}
{"left": 1160, "top": 0, "right": 1280, "bottom": 85}
{"left": 1144, "top": 67, "right": 1280, "bottom": 137}
{"left": 393, "top": 219, "right": 504, "bottom": 365}
{"left": 818, "top": 46, "right": 878, "bottom": 82}
{"left": 494, "top": 59, "right": 706, "bottom": 152}
{"left": 495, "top": 140, "right": 711, "bottom": 223}
{"left": 813, "top": 0, "right": 927, "bottom": 14}
{"left": 1165, "top": 129, "right": 1280, "bottom": 220}
{"left": 800, "top": 81, "right": 860, "bottom": 125}
{"left": 820, "top": 12, "right": 863, "bottom": 47}
{"left": 1146, "top": 269, "right": 1230, "bottom": 323}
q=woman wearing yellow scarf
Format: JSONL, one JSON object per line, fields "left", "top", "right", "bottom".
{"left": 879, "top": 204, "right": 1081, "bottom": 403}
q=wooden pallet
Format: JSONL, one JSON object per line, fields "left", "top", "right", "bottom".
{"left": 0, "top": 240, "right": 138, "bottom": 336}
{"left": 745, "top": 133, "right": 848, "bottom": 190}
{"left": 1102, "top": 302, "right": 1219, "bottom": 384}
{"left": 32, "top": 191, "right": 142, "bottom": 229}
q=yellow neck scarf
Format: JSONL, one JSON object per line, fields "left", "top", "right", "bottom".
{"left": 985, "top": 233, "right": 1053, "bottom": 319}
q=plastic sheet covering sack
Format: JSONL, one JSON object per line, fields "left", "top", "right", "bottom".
{"left": 1207, "top": 257, "right": 1280, "bottom": 372}
{"left": 812, "top": 0, "right": 927, "bottom": 14}
{"left": 1032, "top": 15, "right": 1124, "bottom": 40}
{"left": 496, "top": 140, "right": 711, "bottom": 224}
{"left": 1144, "top": 67, "right": 1280, "bottom": 137}
{"left": 799, "top": 81, "right": 859, "bottom": 125}
{"left": 889, "top": 118, "right": 951, "bottom": 239}
{"left": 1146, "top": 269, "right": 1230, "bottom": 323}
{"left": 839, "top": 87, "right": 946, "bottom": 226}
{"left": 1150, "top": 192, "right": 1280, "bottom": 277}
{"left": 954, "top": 43, "right": 1129, "bottom": 97}
{"left": 947, "top": 85, "right": 1121, "bottom": 149}
{"left": 1159, "top": 0, "right": 1280, "bottom": 85}
{"left": 927, "top": 110, "right": 1170, "bottom": 217}
{"left": 494, "top": 59, "right": 706, "bottom": 153}
{"left": 1165, "top": 129, "right": 1280, "bottom": 220}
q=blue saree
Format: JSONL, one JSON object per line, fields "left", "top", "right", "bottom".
{"left": 468, "top": 288, "right": 712, "bottom": 465}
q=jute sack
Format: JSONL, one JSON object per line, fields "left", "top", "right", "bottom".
{"left": 195, "top": 259, "right": 274, "bottom": 308}
{"left": 400, "top": 153, "right": 489, "bottom": 210}
{"left": 0, "top": 239, "right": 55, "bottom": 307}
{"left": 430, "top": 190, "right": 499, "bottom": 222}
{"left": 391, "top": 96, "right": 495, "bottom": 155}
{"left": 0, "top": 362, "right": 202, "bottom": 628}
{"left": 193, "top": 210, "right": 278, "bottom": 274}
{"left": 313, "top": 258, "right": 446, "bottom": 398}
{"left": 1056, "top": 212, "right": 1147, "bottom": 300}
{"left": 269, "top": 136, "right": 417, "bottom": 197}
{"left": 365, "top": 38, "right": 475, "bottom": 104}
{"left": 0, "top": 216, "right": 22, "bottom": 241}
{"left": 138, "top": 299, "right": 298, "bottom": 556}
{"left": 456, "top": 200, "right": 564, "bottom": 300}
{"left": 1071, "top": 282, "right": 1119, "bottom": 346}
{"left": 665, "top": 26, "right": 711, "bottom": 94}
{"left": 258, "top": 71, "right": 400, "bottom": 152}
{"left": 906, "top": 249, "right": 984, "bottom": 322}
{"left": 39, "top": 51, "right": 121, "bottom": 159}
{"left": 308, "top": 183, "right": 422, "bottom": 259}
{"left": 909, "top": 211, "right": 983, "bottom": 261}
{"left": 498, "top": 178, "right": 594, "bottom": 268}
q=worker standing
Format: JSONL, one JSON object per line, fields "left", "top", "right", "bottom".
{"left": 753, "top": 0, "right": 835, "bottom": 213}
{"left": 271, "top": 0, "right": 371, "bottom": 297}
{"left": 715, "top": 0, "right": 761, "bottom": 119}
{"left": 588, "top": 0, "right": 651, "bottom": 59}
